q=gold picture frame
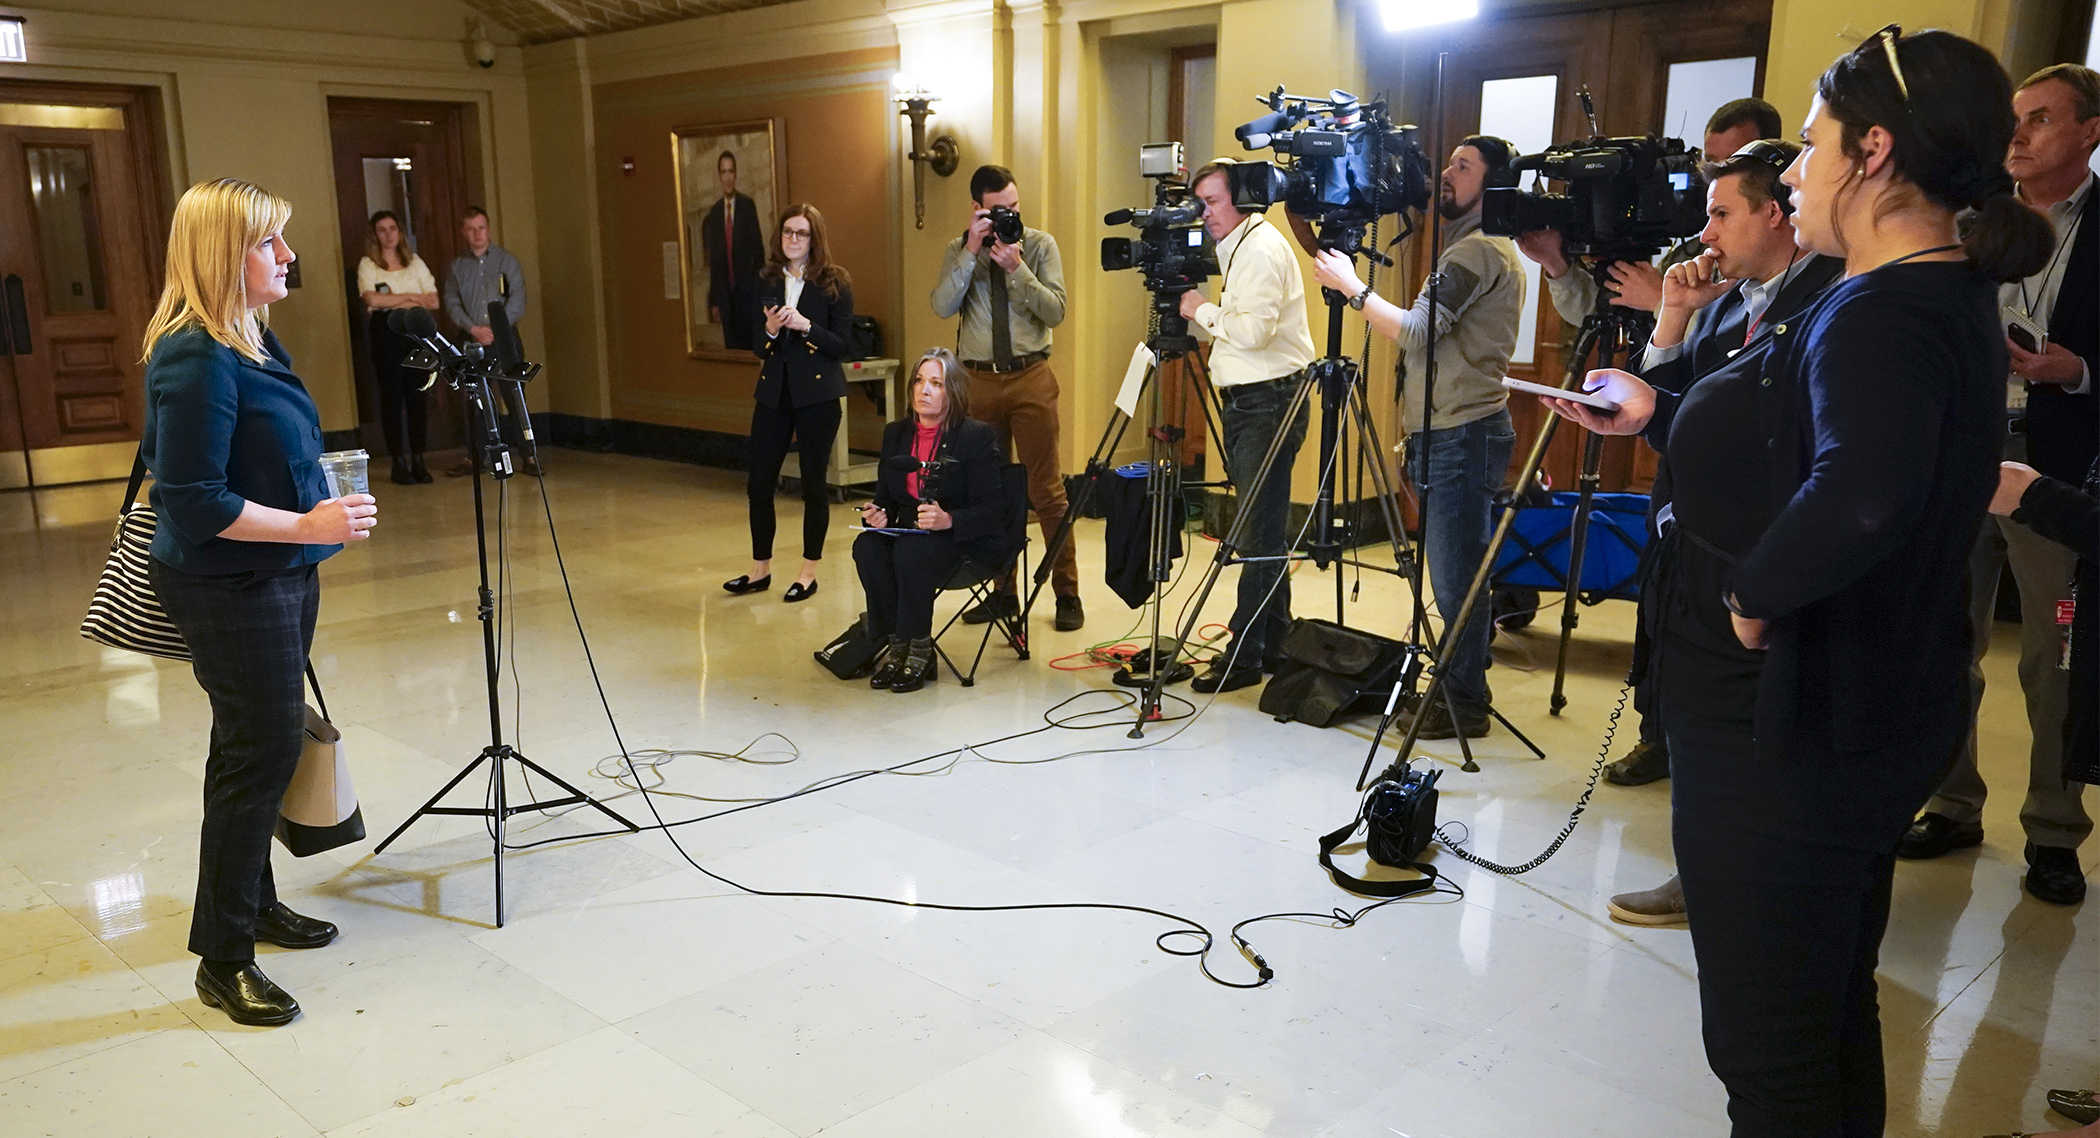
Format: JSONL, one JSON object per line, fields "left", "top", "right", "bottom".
{"left": 672, "top": 119, "right": 783, "bottom": 360}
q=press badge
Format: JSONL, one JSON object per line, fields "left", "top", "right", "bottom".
{"left": 2060, "top": 598, "right": 2076, "bottom": 671}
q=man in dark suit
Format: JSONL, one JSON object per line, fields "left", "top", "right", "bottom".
{"left": 701, "top": 150, "right": 766, "bottom": 350}
{"left": 1904, "top": 63, "right": 2100, "bottom": 906}
{"left": 1603, "top": 140, "right": 1844, "bottom": 928}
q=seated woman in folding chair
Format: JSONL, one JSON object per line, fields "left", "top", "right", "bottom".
{"left": 853, "top": 347, "right": 1007, "bottom": 692}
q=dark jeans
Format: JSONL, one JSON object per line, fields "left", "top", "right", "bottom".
{"left": 853, "top": 529, "right": 967, "bottom": 639}
{"left": 368, "top": 310, "right": 428, "bottom": 459}
{"left": 1669, "top": 708, "right": 1895, "bottom": 1137}
{"left": 148, "top": 559, "right": 319, "bottom": 963}
{"left": 748, "top": 396, "right": 842, "bottom": 562}
{"left": 1407, "top": 409, "right": 1515, "bottom": 714}
{"left": 1218, "top": 374, "right": 1311, "bottom": 667}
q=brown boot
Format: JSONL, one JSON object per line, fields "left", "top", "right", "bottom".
{"left": 1607, "top": 874, "right": 1687, "bottom": 926}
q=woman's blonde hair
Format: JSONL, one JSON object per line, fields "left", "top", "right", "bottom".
{"left": 141, "top": 178, "right": 293, "bottom": 365}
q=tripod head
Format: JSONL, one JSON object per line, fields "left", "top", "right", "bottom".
{"left": 391, "top": 305, "right": 543, "bottom": 479}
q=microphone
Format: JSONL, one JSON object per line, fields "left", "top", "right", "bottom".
{"left": 884, "top": 453, "right": 930, "bottom": 472}
{"left": 387, "top": 305, "right": 458, "bottom": 354}
{"left": 1102, "top": 208, "right": 1136, "bottom": 227}
{"left": 486, "top": 300, "right": 522, "bottom": 374}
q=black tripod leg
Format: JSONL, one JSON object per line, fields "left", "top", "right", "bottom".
{"left": 509, "top": 751, "right": 641, "bottom": 832}
{"left": 373, "top": 751, "right": 494, "bottom": 854}
{"left": 1549, "top": 430, "right": 1607, "bottom": 716}
{"left": 492, "top": 746, "right": 508, "bottom": 927}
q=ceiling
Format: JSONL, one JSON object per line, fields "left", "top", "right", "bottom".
{"left": 463, "top": 0, "right": 804, "bottom": 44}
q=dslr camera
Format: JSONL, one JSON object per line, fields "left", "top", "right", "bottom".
{"left": 1481, "top": 134, "right": 1706, "bottom": 262}
{"left": 986, "top": 205, "right": 1024, "bottom": 247}
{"left": 1225, "top": 87, "right": 1432, "bottom": 250}
{"left": 1100, "top": 142, "right": 1220, "bottom": 352}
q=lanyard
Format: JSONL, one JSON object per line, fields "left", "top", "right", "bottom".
{"left": 2018, "top": 209, "right": 2083, "bottom": 319}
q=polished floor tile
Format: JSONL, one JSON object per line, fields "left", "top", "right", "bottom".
{"left": 1, "top": 449, "right": 2090, "bottom": 1135}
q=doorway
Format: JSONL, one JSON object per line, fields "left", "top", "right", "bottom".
{"left": 0, "top": 81, "right": 168, "bottom": 490}
{"left": 325, "top": 98, "right": 476, "bottom": 455}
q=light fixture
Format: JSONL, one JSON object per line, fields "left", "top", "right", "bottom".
{"left": 1378, "top": 0, "right": 1478, "bottom": 32}
{"left": 894, "top": 73, "right": 959, "bottom": 230}
{"left": 0, "top": 17, "right": 27, "bottom": 63}
{"left": 468, "top": 17, "right": 496, "bottom": 69}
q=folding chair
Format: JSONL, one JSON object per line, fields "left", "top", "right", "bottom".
{"left": 929, "top": 462, "right": 1032, "bottom": 686}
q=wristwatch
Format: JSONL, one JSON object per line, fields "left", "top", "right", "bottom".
{"left": 1348, "top": 284, "right": 1374, "bottom": 311}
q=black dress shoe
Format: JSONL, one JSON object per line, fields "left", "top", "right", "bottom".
{"left": 390, "top": 456, "right": 416, "bottom": 485}
{"left": 2047, "top": 1088, "right": 2100, "bottom": 1125}
{"left": 1054, "top": 594, "right": 1085, "bottom": 632}
{"left": 783, "top": 580, "right": 819, "bottom": 603}
{"left": 1397, "top": 699, "right": 1490, "bottom": 740}
{"left": 195, "top": 961, "right": 299, "bottom": 1027}
{"left": 1899, "top": 812, "right": 1984, "bottom": 860}
{"left": 2024, "top": 842, "right": 2087, "bottom": 905}
{"left": 254, "top": 902, "right": 337, "bottom": 950}
{"left": 1191, "top": 660, "right": 1263, "bottom": 693}
{"left": 722, "top": 574, "right": 772, "bottom": 595}
{"left": 961, "top": 593, "right": 1018, "bottom": 625}
{"left": 887, "top": 638, "right": 937, "bottom": 693}
{"left": 410, "top": 454, "right": 433, "bottom": 484}
{"left": 1604, "top": 740, "right": 1671, "bottom": 786}
{"left": 869, "top": 637, "right": 907, "bottom": 689}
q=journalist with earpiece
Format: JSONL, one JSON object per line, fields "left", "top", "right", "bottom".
{"left": 1543, "top": 28, "right": 2055, "bottom": 1134}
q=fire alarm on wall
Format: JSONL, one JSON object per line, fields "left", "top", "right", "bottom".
{"left": 621, "top": 156, "right": 636, "bottom": 176}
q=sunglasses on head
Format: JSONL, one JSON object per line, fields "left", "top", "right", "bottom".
{"left": 1855, "top": 23, "right": 1912, "bottom": 106}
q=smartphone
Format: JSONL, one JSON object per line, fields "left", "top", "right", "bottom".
{"left": 2004, "top": 306, "right": 2048, "bottom": 354}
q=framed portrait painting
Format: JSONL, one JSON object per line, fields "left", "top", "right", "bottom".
{"left": 672, "top": 120, "right": 782, "bottom": 358}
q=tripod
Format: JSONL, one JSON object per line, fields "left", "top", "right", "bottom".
{"left": 372, "top": 356, "right": 636, "bottom": 927}
{"left": 1020, "top": 287, "right": 1232, "bottom": 737}
{"left": 1358, "top": 257, "right": 1649, "bottom": 789}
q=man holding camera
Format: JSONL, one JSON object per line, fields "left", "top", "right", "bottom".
{"left": 1603, "top": 139, "right": 1843, "bottom": 927}
{"left": 930, "top": 164, "right": 1084, "bottom": 632}
{"left": 1512, "top": 97, "right": 1782, "bottom": 787}
{"left": 1173, "top": 160, "right": 1318, "bottom": 692}
{"left": 1902, "top": 63, "right": 2098, "bottom": 906}
{"left": 1312, "top": 137, "right": 1526, "bottom": 737}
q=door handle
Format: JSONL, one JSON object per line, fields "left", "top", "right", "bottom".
{"left": 2, "top": 276, "right": 28, "bottom": 354}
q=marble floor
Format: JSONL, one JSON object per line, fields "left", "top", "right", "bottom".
{"left": 0, "top": 449, "right": 2091, "bottom": 1137}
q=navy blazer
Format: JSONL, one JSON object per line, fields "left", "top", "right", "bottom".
{"left": 752, "top": 273, "right": 854, "bottom": 409}
{"left": 144, "top": 325, "right": 340, "bottom": 574}
{"left": 2024, "top": 187, "right": 2098, "bottom": 482}
{"left": 1638, "top": 254, "right": 1845, "bottom": 396}
{"left": 869, "top": 416, "right": 1004, "bottom": 549}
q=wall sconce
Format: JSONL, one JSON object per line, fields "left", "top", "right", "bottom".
{"left": 894, "top": 74, "right": 959, "bottom": 229}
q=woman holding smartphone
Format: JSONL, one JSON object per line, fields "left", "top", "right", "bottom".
{"left": 1541, "top": 28, "right": 2052, "bottom": 1134}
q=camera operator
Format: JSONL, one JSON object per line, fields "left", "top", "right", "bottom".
{"left": 852, "top": 349, "right": 1005, "bottom": 694}
{"left": 1601, "top": 139, "right": 1843, "bottom": 928}
{"left": 1519, "top": 99, "right": 1783, "bottom": 327}
{"left": 1903, "top": 63, "right": 2098, "bottom": 907}
{"left": 1542, "top": 27, "right": 2053, "bottom": 1131}
{"left": 929, "top": 165, "right": 1084, "bottom": 632}
{"left": 1172, "top": 160, "right": 1318, "bottom": 693}
{"left": 1312, "top": 137, "right": 1526, "bottom": 738}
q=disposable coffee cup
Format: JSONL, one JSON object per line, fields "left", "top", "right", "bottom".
{"left": 319, "top": 450, "right": 370, "bottom": 501}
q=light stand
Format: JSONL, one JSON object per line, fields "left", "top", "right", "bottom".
{"left": 371, "top": 336, "right": 636, "bottom": 927}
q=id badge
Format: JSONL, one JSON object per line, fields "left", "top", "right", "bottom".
{"left": 2059, "top": 598, "right": 2075, "bottom": 672}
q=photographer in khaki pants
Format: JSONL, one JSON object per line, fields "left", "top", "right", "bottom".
{"left": 930, "top": 164, "right": 1084, "bottom": 632}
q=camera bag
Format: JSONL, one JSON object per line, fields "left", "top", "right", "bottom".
{"left": 1258, "top": 618, "right": 1409, "bottom": 728}
{"left": 1317, "top": 765, "right": 1442, "bottom": 896}
{"left": 849, "top": 316, "right": 883, "bottom": 362}
{"left": 815, "top": 612, "right": 886, "bottom": 680}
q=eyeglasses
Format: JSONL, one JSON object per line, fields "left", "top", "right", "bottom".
{"left": 782, "top": 226, "right": 812, "bottom": 239}
{"left": 1863, "top": 23, "right": 1911, "bottom": 106}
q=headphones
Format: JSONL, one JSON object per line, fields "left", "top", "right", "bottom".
{"left": 1475, "top": 136, "right": 1521, "bottom": 190}
{"left": 1728, "top": 139, "right": 1800, "bottom": 217}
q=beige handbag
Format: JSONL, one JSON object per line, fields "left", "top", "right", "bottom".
{"left": 275, "top": 668, "right": 365, "bottom": 857}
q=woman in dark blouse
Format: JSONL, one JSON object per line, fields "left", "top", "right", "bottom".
{"left": 723, "top": 204, "right": 854, "bottom": 603}
{"left": 143, "top": 179, "right": 379, "bottom": 1027}
{"left": 852, "top": 348, "right": 1005, "bottom": 692}
{"left": 1545, "top": 29, "right": 2054, "bottom": 1137}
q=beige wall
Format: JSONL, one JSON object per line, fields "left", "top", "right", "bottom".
{"left": 0, "top": 1, "right": 541, "bottom": 433}
{"left": 1764, "top": 0, "right": 2022, "bottom": 131}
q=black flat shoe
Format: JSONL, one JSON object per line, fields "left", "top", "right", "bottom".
{"left": 783, "top": 581, "right": 819, "bottom": 603}
{"left": 195, "top": 961, "right": 299, "bottom": 1027}
{"left": 254, "top": 902, "right": 337, "bottom": 950}
{"left": 390, "top": 457, "right": 415, "bottom": 485}
{"left": 1899, "top": 812, "right": 1984, "bottom": 860}
{"left": 723, "top": 574, "right": 772, "bottom": 595}
{"left": 410, "top": 454, "right": 433, "bottom": 484}
{"left": 2024, "top": 842, "right": 2087, "bottom": 905}
{"left": 887, "top": 638, "right": 937, "bottom": 693}
{"left": 869, "top": 637, "right": 907, "bottom": 689}
{"left": 1191, "top": 661, "right": 1263, "bottom": 694}
{"left": 2048, "top": 1088, "right": 2100, "bottom": 1125}
{"left": 961, "top": 593, "right": 1018, "bottom": 625}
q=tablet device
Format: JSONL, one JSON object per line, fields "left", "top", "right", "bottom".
{"left": 1501, "top": 377, "right": 1621, "bottom": 413}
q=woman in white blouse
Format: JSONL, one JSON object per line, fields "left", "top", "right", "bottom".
{"left": 356, "top": 211, "right": 441, "bottom": 484}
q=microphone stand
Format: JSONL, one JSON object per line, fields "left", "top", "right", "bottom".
{"left": 371, "top": 322, "right": 635, "bottom": 927}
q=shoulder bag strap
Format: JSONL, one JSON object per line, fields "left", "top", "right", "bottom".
{"left": 119, "top": 446, "right": 147, "bottom": 516}
{"left": 304, "top": 662, "right": 330, "bottom": 722}
{"left": 1316, "top": 811, "right": 1441, "bottom": 898}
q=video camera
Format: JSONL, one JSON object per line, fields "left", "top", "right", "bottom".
{"left": 1225, "top": 87, "right": 1431, "bottom": 251}
{"left": 1100, "top": 142, "right": 1220, "bottom": 353}
{"left": 1480, "top": 134, "right": 1706, "bottom": 262}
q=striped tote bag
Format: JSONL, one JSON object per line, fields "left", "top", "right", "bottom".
{"left": 79, "top": 451, "right": 190, "bottom": 662}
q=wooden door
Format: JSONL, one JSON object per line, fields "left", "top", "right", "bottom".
{"left": 326, "top": 98, "right": 473, "bottom": 454}
{"left": 0, "top": 84, "right": 166, "bottom": 489}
